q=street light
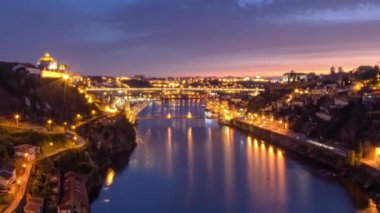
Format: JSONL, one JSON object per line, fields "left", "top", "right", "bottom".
{"left": 24, "top": 153, "right": 29, "bottom": 161}
{"left": 76, "top": 114, "right": 82, "bottom": 119}
{"left": 14, "top": 114, "right": 20, "bottom": 126}
{"left": 49, "top": 142, "right": 54, "bottom": 147}
{"left": 62, "top": 74, "right": 69, "bottom": 81}
{"left": 47, "top": 119, "right": 53, "bottom": 129}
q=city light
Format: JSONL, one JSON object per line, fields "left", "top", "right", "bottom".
{"left": 376, "top": 147, "right": 380, "bottom": 156}
{"left": 62, "top": 74, "right": 69, "bottom": 80}
{"left": 14, "top": 114, "right": 20, "bottom": 126}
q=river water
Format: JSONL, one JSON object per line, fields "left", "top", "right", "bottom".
{"left": 91, "top": 99, "right": 375, "bottom": 213}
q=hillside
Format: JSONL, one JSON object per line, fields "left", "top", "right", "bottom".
{"left": 0, "top": 62, "right": 92, "bottom": 124}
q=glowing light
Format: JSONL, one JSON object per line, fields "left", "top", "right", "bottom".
{"left": 261, "top": 143, "right": 265, "bottom": 150}
{"left": 376, "top": 147, "right": 380, "bottom": 156}
{"left": 277, "top": 150, "right": 283, "bottom": 158}
{"left": 105, "top": 169, "right": 115, "bottom": 187}
{"left": 104, "top": 106, "right": 118, "bottom": 113}
{"left": 49, "top": 142, "right": 54, "bottom": 146}
{"left": 22, "top": 163, "right": 26, "bottom": 168}
{"left": 62, "top": 74, "right": 69, "bottom": 80}
{"left": 187, "top": 112, "right": 192, "bottom": 119}
{"left": 247, "top": 136, "right": 252, "bottom": 147}
{"left": 167, "top": 113, "right": 172, "bottom": 119}
{"left": 269, "top": 146, "right": 274, "bottom": 154}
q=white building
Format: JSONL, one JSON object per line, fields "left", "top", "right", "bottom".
{"left": 14, "top": 144, "right": 37, "bottom": 162}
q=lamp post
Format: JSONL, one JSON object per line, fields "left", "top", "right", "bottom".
{"left": 47, "top": 119, "right": 53, "bottom": 130}
{"left": 14, "top": 114, "right": 20, "bottom": 126}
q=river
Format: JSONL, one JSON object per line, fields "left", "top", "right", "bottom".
{"left": 91, "top": 99, "right": 376, "bottom": 213}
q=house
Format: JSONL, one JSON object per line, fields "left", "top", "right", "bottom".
{"left": 316, "top": 112, "right": 332, "bottom": 121}
{"left": 0, "top": 164, "right": 16, "bottom": 193}
{"left": 334, "top": 97, "right": 349, "bottom": 107}
{"left": 24, "top": 196, "right": 44, "bottom": 213}
{"left": 12, "top": 63, "right": 40, "bottom": 75}
{"left": 58, "top": 171, "right": 89, "bottom": 213}
{"left": 13, "top": 144, "right": 37, "bottom": 162}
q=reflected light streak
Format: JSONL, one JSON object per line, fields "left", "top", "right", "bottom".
{"left": 223, "top": 127, "right": 235, "bottom": 209}
{"left": 105, "top": 168, "right": 115, "bottom": 188}
{"left": 188, "top": 127, "right": 194, "bottom": 184}
{"left": 206, "top": 127, "right": 214, "bottom": 182}
{"left": 254, "top": 139, "right": 259, "bottom": 149}
{"left": 166, "top": 127, "right": 173, "bottom": 177}
{"left": 247, "top": 136, "right": 252, "bottom": 147}
{"left": 261, "top": 142, "right": 266, "bottom": 150}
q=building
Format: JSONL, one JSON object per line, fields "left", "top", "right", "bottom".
{"left": 13, "top": 144, "right": 37, "bottom": 162}
{"left": 316, "top": 112, "right": 332, "bottom": 121}
{"left": 58, "top": 171, "right": 89, "bottom": 213}
{"left": 12, "top": 63, "right": 40, "bottom": 75}
{"left": 37, "top": 52, "right": 58, "bottom": 70}
{"left": 282, "top": 71, "right": 309, "bottom": 83}
{"left": 37, "top": 52, "right": 70, "bottom": 79}
{"left": 0, "top": 164, "right": 16, "bottom": 193}
{"left": 24, "top": 196, "right": 44, "bottom": 213}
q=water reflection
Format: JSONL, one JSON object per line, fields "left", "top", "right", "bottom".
{"left": 92, "top": 100, "right": 376, "bottom": 213}
{"left": 166, "top": 127, "right": 173, "bottom": 177}
{"left": 105, "top": 169, "right": 115, "bottom": 188}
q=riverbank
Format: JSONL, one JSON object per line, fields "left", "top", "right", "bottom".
{"left": 222, "top": 118, "right": 380, "bottom": 206}
{"left": 21, "top": 115, "right": 136, "bottom": 212}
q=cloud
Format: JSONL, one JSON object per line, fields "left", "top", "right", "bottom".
{"left": 237, "top": 0, "right": 273, "bottom": 7}
{"left": 1, "top": 0, "right": 380, "bottom": 76}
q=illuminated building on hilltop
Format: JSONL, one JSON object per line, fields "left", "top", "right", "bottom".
{"left": 282, "top": 71, "right": 309, "bottom": 83}
{"left": 37, "top": 52, "right": 58, "bottom": 70}
{"left": 37, "top": 52, "right": 70, "bottom": 79}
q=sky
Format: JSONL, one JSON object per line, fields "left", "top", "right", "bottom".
{"left": 0, "top": 0, "right": 380, "bottom": 77}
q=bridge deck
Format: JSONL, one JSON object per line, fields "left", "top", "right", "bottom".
{"left": 136, "top": 116, "right": 206, "bottom": 120}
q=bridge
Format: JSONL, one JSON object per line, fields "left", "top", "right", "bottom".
{"left": 125, "top": 102, "right": 150, "bottom": 123}
{"left": 86, "top": 87, "right": 264, "bottom": 93}
{"left": 125, "top": 102, "right": 207, "bottom": 122}
{"left": 136, "top": 115, "right": 206, "bottom": 120}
